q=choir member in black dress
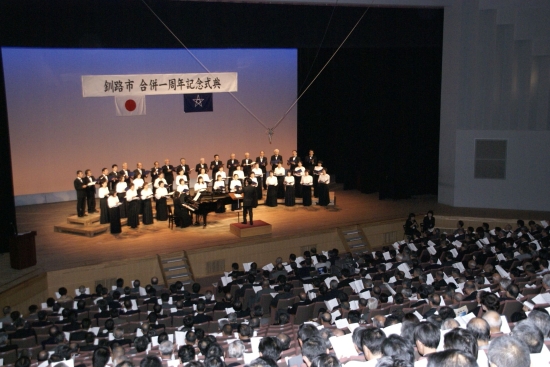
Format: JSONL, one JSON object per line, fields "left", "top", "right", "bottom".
{"left": 84, "top": 169, "right": 97, "bottom": 213}
{"left": 265, "top": 171, "right": 278, "bottom": 207}
{"left": 98, "top": 180, "right": 110, "bottom": 224}
{"left": 274, "top": 162, "right": 286, "bottom": 199}
{"left": 115, "top": 175, "right": 128, "bottom": 218}
{"left": 141, "top": 182, "right": 154, "bottom": 225}
{"left": 404, "top": 213, "right": 421, "bottom": 238}
{"left": 162, "top": 159, "right": 174, "bottom": 190}
{"left": 284, "top": 170, "right": 295, "bottom": 207}
{"left": 229, "top": 174, "right": 242, "bottom": 211}
{"left": 108, "top": 191, "right": 122, "bottom": 235}
{"left": 301, "top": 170, "right": 313, "bottom": 206}
{"left": 256, "top": 151, "right": 268, "bottom": 189}
{"left": 108, "top": 164, "right": 119, "bottom": 192}
{"left": 317, "top": 169, "right": 330, "bottom": 206}
{"left": 251, "top": 163, "right": 263, "bottom": 200}
{"left": 74, "top": 170, "right": 87, "bottom": 217}
{"left": 313, "top": 161, "right": 323, "bottom": 198}
{"left": 126, "top": 183, "right": 140, "bottom": 229}
{"left": 293, "top": 161, "right": 305, "bottom": 198}
{"left": 155, "top": 181, "right": 169, "bottom": 221}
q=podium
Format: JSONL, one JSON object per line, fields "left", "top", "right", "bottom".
{"left": 9, "top": 231, "right": 37, "bottom": 270}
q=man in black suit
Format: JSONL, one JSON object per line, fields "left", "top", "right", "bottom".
{"left": 195, "top": 157, "right": 209, "bottom": 176}
{"left": 162, "top": 159, "right": 175, "bottom": 190}
{"left": 74, "top": 170, "right": 87, "bottom": 217}
{"left": 242, "top": 179, "right": 257, "bottom": 225}
{"left": 210, "top": 154, "right": 223, "bottom": 174}
{"left": 97, "top": 168, "right": 109, "bottom": 186}
{"left": 175, "top": 158, "right": 190, "bottom": 183}
{"left": 83, "top": 169, "right": 97, "bottom": 213}
{"left": 227, "top": 153, "right": 239, "bottom": 179}
{"left": 133, "top": 162, "right": 147, "bottom": 180}
{"left": 287, "top": 150, "right": 301, "bottom": 172}
{"left": 108, "top": 164, "right": 119, "bottom": 191}
{"left": 242, "top": 152, "right": 253, "bottom": 177}
{"left": 193, "top": 301, "right": 213, "bottom": 324}
{"left": 270, "top": 149, "right": 283, "bottom": 171}
{"left": 256, "top": 151, "right": 268, "bottom": 189}
{"left": 303, "top": 150, "right": 317, "bottom": 174}
{"left": 288, "top": 292, "right": 312, "bottom": 314}
{"left": 150, "top": 161, "right": 161, "bottom": 184}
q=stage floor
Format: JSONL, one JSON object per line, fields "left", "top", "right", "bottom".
{"left": 3, "top": 186, "right": 550, "bottom": 290}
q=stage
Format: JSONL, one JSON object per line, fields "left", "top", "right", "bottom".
{"left": 2, "top": 185, "right": 550, "bottom": 292}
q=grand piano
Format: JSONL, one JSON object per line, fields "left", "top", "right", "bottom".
{"left": 181, "top": 190, "right": 233, "bottom": 227}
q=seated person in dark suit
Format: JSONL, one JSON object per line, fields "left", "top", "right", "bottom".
{"left": 62, "top": 311, "right": 81, "bottom": 332}
{"left": 214, "top": 292, "right": 235, "bottom": 311}
{"left": 31, "top": 310, "right": 52, "bottom": 328}
{"left": 270, "top": 283, "right": 294, "bottom": 308}
{"left": 193, "top": 301, "right": 213, "bottom": 324}
{"left": 170, "top": 300, "right": 190, "bottom": 317}
{"left": 147, "top": 313, "right": 165, "bottom": 331}
{"left": 119, "top": 299, "right": 140, "bottom": 316}
{"left": 337, "top": 268, "right": 355, "bottom": 289}
{"left": 78, "top": 332, "right": 98, "bottom": 351}
{"left": 288, "top": 292, "right": 312, "bottom": 315}
{"left": 8, "top": 318, "right": 36, "bottom": 342}
{"left": 69, "top": 318, "right": 92, "bottom": 342}
{"left": 189, "top": 283, "right": 203, "bottom": 299}
{"left": 232, "top": 301, "right": 250, "bottom": 318}
{"left": 41, "top": 325, "right": 61, "bottom": 348}
{"left": 98, "top": 318, "right": 115, "bottom": 336}
{"left": 93, "top": 300, "right": 111, "bottom": 320}
{"left": 108, "top": 291, "right": 122, "bottom": 310}
{"left": 109, "top": 326, "right": 132, "bottom": 347}
{"left": 151, "top": 304, "right": 170, "bottom": 323}
{"left": 228, "top": 263, "right": 245, "bottom": 278}
{"left": 432, "top": 271, "right": 448, "bottom": 291}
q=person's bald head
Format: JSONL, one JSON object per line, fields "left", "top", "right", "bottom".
{"left": 468, "top": 260, "right": 477, "bottom": 270}
{"left": 467, "top": 318, "right": 491, "bottom": 346}
{"left": 299, "top": 292, "right": 307, "bottom": 301}
{"left": 482, "top": 311, "right": 502, "bottom": 333}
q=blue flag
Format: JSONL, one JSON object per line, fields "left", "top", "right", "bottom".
{"left": 184, "top": 93, "right": 213, "bottom": 113}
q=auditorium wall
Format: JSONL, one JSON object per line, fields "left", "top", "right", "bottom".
{"left": 439, "top": 0, "right": 550, "bottom": 211}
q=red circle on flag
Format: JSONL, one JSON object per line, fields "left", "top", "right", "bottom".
{"left": 125, "top": 99, "right": 137, "bottom": 112}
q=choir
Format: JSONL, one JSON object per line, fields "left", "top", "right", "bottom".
{"left": 73, "top": 150, "right": 331, "bottom": 234}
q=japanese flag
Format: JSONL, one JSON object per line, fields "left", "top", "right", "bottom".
{"left": 115, "top": 96, "right": 146, "bottom": 116}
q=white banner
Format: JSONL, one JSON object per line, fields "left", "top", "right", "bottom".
{"left": 82, "top": 72, "right": 238, "bottom": 97}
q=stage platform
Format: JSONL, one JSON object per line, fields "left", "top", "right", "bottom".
{"left": 230, "top": 220, "right": 272, "bottom": 237}
{"left": 4, "top": 186, "right": 550, "bottom": 290}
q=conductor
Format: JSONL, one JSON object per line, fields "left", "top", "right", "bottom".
{"left": 242, "top": 178, "right": 257, "bottom": 226}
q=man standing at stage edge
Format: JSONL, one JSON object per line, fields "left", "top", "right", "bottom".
{"left": 242, "top": 178, "right": 257, "bottom": 226}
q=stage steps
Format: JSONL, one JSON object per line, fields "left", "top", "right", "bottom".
{"left": 337, "top": 224, "right": 371, "bottom": 256}
{"left": 157, "top": 251, "right": 194, "bottom": 288}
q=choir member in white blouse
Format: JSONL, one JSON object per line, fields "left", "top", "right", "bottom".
{"left": 176, "top": 178, "right": 189, "bottom": 194}
{"left": 313, "top": 161, "right": 324, "bottom": 198}
{"left": 213, "top": 175, "right": 226, "bottom": 193}
{"left": 140, "top": 182, "right": 154, "bottom": 225}
{"left": 215, "top": 166, "right": 227, "bottom": 181}
{"left": 301, "top": 170, "right": 313, "bottom": 206}
{"left": 265, "top": 171, "right": 278, "bottom": 207}
{"left": 229, "top": 174, "right": 242, "bottom": 192}
{"left": 107, "top": 191, "right": 122, "bottom": 234}
{"left": 133, "top": 173, "right": 144, "bottom": 190}
{"left": 229, "top": 174, "right": 243, "bottom": 211}
{"left": 115, "top": 175, "right": 128, "bottom": 218}
{"left": 234, "top": 165, "right": 245, "bottom": 181}
{"left": 293, "top": 161, "right": 305, "bottom": 198}
{"left": 175, "top": 168, "right": 188, "bottom": 187}
{"left": 126, "top": 183, "right": 140, "bottom": 229}
{"left": 249, "top": 172, "right": 258, "bottom": 187}
{"left": 284, "top": 170, "right": 295, "bottom": 207}
{"left": 274, "top": 162, "right": 286, "bottom": 199}
{"left": 198, "top": 168, "right": 211, "bottom": 185}
{"left": 252, "top": 163, "right": 264, "bottom": 199}
{"left": 155, "top": 181, "right": 169, "bottom": 221}
{"left": 98, "top": 180, "right": 110, "bottom": 224}
{"left": 154, "top": 172, "right": 167, "bottom": 189}
{"left": 317, "top": 168, "right": 330, "bottom": 206}
{"left": 194, "top": 176, "right": 208, "bottom": 193}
